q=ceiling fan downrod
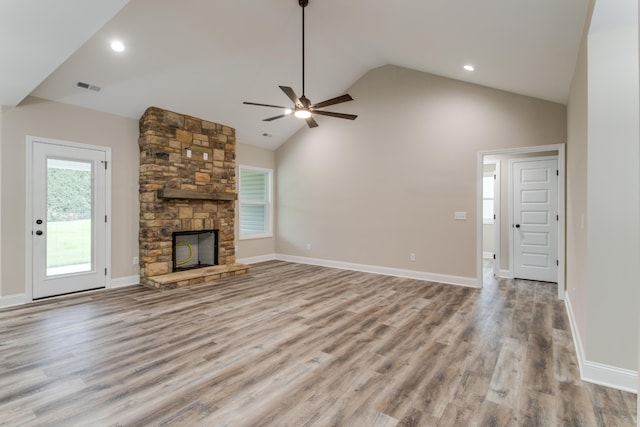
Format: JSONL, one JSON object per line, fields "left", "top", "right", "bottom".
{"left": 300, "top": 0, "right": 308, "bottom": 100}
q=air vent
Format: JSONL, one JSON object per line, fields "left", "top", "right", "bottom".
{"left": 76, "top": 82, "right": 102, "bottom": 93}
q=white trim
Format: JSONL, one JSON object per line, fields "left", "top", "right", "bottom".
{"left": 477, "top": 144, "right": 566, "bottom": 300}
{"left": 237, "top": 254, "right": 276, "bottom": 264}
{"left": 565, "top": 294, "right": 638, "bottom": 393}
{"left": 482, "top": 251, "right": 493, "bottom": 260}
{"left": 565, "top": 294, "right": 587, "bottom": 375}
{"left": 0, "top": 293, "right": 29, "bottom": 309}
{"left": 494, "top": 161, "right": 501, "bottom": 278}
{"left": 110, "top": 275, "right": 140, "bottom": 288}
{"left": 498, "top": 269, "right": 513, "bottom": 279}
{"left": 582, "top": 362, "right": 637, "bottom": 393}
{"left": 275, "top": 254, "right": 478, "bottom": 288}
{"left": 483, "top": 159, "right": 501, "bottom": 277}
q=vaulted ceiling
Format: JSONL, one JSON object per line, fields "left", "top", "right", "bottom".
{"left": 1, "top": 0, "right": 589, "bottom": 149}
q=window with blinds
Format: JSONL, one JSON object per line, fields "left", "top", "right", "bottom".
{"left": 239, "top": 166, "right": 273, "bottom": 239}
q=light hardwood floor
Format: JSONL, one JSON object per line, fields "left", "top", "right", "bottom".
{"left": 0, "top": 261, "right": 636, "bottom": 426}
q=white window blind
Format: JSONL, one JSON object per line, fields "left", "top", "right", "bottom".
{"left": 239, "top": 166, "right": 272, "bottom": 239}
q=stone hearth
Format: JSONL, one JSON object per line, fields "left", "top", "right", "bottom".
{"left": 138, "top": 107, "right": 248, "bottom": 290}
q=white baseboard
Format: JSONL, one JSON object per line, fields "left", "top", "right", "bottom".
{"left": 110, "top": 275, "right": 140, "bottom": 288}
{"left": 237, "top": 254, "right": 277, "bottom": 265}
{"left": 0, "top": 293, "right": 29, "bottom": 309}
{"left": 565, "top": 294, "right": 638, "bottom": 393}
{"left": 582, "top": 361, "right": 638, "bottom": 393}
{"left": 275, "top": 254, "right": 479, "bottom": 288}
{"left": 498, "top": 269, "right": 513, "bottom": 279}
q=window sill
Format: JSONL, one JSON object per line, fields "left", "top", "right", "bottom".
{"left": 239, "top": 233, "right": 273, "bottom": 241}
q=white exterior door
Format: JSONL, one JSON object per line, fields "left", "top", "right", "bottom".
{"left": 31, "top": 139, "right": 108, "bottom": 299}
{"left": 512, "top": 158, "right": 558, "bottom": 283}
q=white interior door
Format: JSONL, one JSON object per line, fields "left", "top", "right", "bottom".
{"left": 512, "top": 157, "right": 558, "bottom": 283}
{"left": 31, "top": 140, "right": 107, "bottom": 299}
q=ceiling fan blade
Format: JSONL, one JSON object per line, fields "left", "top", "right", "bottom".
{"left": 306, "top": 117, "right": 319, "bottom": 128}
{"left": 263, "top": 114, "right": 289, "bottom": 122}
{"left": 311, "top": 94, "right": 354, "bottom": 109}
{"left": 279, "top": 86, "right": 302, "bottom": 107}
{"left": 312, "top": 110, "right": 358, "bottom": 120}
{"left": 244, "top": 101, "right": 289, "bottom": 109}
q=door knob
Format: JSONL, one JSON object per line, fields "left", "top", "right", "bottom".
{"left": 515, "top": 224, "right": 521, "bottom": 228}
{"left": 36, "top": 219, "right": 43, "bottom": 224}
{"left": 35, "top": 230, "right": 43, "bottom": 235}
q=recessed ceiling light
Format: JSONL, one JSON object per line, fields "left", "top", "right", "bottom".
{"left": 464, "top": 64, "right": 475, "bottom": 71}
{"left": 110, "top": 41, "right": 125, "bottom": 52}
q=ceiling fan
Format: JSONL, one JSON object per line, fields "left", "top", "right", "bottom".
{"left": 243, "top": 0, "right": 357, "bottom": 128}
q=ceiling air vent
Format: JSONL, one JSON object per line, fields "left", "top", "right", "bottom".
{"left": 76, "top": 81, "right": 102, "bottom": 93}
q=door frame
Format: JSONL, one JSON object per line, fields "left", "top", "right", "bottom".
{"left": 482, "top": 159, "right": 501, "bottom": 277}
{"left": 25, "top": 136, "right": 112, "bottom": 301}
{"left": 476, "top": 143, "right": 565, "bottom": 300}
{"left": 509, "top": 155, "right": 559, "bottom": 284}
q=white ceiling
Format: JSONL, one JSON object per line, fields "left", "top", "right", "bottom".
{"left": 3, "top": 0, "right": 589, "bottom": 150}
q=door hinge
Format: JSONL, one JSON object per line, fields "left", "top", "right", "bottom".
{"left": 105, "top": 268, "right": 108, "bottom": 276}
{"left": 101, "top": 160, "right": 108, "bottom": 170}
{"left": 493, "top": 254, "right": 496, "bottom": 260}
{"left": 494, "top": 214, "right": 496, "bottom": 220}
{"left": 556, "top": 260, "right": 559, "bottom": 266}
{"left": 556, "top": 214, "right": 559, "bottom": 221}
{"left": 494, "top": 174, "right": 497, "bottom": 180}
{"left": 105, "top": 215, "right": 107, "bottom": 223}
{"left": 556, "top": 169, "right": 559, "bottom": 176}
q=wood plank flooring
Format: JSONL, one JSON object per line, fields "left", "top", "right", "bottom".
{"left": 0, "top": 261, "right": 636, "bottom": 426}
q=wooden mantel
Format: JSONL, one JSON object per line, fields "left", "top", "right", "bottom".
{"left": 157, "top": 188, "right": 237, "bottom": 201}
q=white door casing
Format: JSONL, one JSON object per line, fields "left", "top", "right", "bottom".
{"left": 511, "top": 157, "right": 558, "bottom": 283}
{"left": 29, "top": 138, "right": 110, "bottom": 299}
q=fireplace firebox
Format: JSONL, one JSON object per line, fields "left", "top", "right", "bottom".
{"left": 172, "top": 230, "right": 218, "bottom": 272}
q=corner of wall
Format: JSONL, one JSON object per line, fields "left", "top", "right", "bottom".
{"left": 566, "top": 292, "right": 638, "bottom": 393}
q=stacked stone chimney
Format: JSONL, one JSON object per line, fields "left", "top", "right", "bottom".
{"left": 138, "top": 107, "right": 247, "bottom": 289}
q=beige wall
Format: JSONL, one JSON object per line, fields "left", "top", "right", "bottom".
{"left": 586, "top": 7, "right": 639, "bottom": 371}
{"left": 276, "top": 65, "right": 566, "bottom": 279}
{"left": 482, "top": 224, "right": 494, "bottom": 255}
{"left": 236, "top": 143, "right": 276, "bottom": 260}
{"left": 566, "top": 4, "right": 590, "bottom": 362}
{"left": 1, "top": 97, "right": 140, "bottom": 297}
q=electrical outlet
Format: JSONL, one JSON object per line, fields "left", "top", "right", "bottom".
{"left": 133, "top": 256, "right": 139, "bottom": 265}
{"left": 306, "top": 243, "right": 311, "bottom": 251}
{"left": 410, "top": 253, "right": 416, "bottom": 262}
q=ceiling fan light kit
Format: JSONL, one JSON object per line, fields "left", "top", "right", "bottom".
{"left": 243, "top": 0, "right": 357, "bottom": 128}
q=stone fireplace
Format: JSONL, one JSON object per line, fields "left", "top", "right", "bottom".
{"left": 138, "top": 107, "right": 248, "bottom": 290}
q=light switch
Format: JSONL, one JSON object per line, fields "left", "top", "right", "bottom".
{"left": 454, "top": 211, "right": 467, "bottom": 220}
{"left": 186, "top": 149, "right": 192, "bottom": 158}
{"left": 203, "top": 152, "right": 208, "bottom": 160}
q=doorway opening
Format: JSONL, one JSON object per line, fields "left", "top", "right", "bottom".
{"left": 477, "top": 144, "right": 565, "bottom": 300}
